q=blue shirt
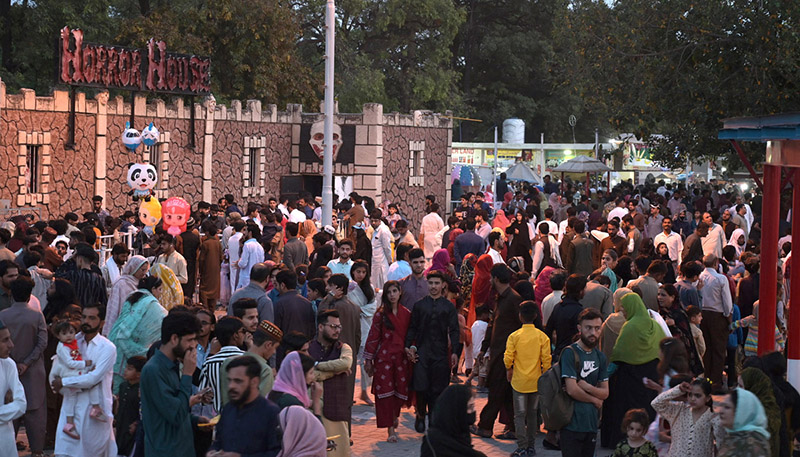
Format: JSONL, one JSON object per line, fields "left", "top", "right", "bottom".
{"left": 387, "top": 260, "right": 412, "bottom": 281}
{"left": 327, "top": 258, "right": 354, "bottom": 279}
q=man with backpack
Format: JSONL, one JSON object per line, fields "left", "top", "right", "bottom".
{"left": 558, "top": 308, "right": 609, "bottom": 457}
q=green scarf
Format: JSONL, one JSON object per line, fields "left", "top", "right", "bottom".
{"left": 740, "top": 367, "right": 779, "bottom": 456}
{"left": 610, "top": 293, "right": 665, "bottom": 365}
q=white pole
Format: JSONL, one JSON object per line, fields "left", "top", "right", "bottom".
{"left": 493, "top": 126, "right": 498, "bottom": 198}
{"left": 321, "top": 0, "right": 335, "bottom": 227}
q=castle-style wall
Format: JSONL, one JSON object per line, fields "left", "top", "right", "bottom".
{"left": 0, "top": 78, "right": 453, "bottom": 225}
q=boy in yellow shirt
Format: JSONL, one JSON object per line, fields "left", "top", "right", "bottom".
{"left": 504, "top": 300, "right": 552, "bottom": 457}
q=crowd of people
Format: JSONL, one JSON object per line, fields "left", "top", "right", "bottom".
{"left": 0, "top": 177, "right": 796, "bottom": 457}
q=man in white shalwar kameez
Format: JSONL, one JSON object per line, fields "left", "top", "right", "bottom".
{"left": 0, "top": 320, "right": 27, "bottom": 457}
{"left": 419, "top": 204, "right": 444, "bottom": 265}
{"left": 370, "top": 213, "right": 393, "bottom": 290}
{"left": 52, "top": 304, "right": 117, "bottom": 457}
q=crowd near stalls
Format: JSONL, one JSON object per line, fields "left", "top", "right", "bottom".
{"left": 0, "top": 177, "right": 797, "bottom": 457}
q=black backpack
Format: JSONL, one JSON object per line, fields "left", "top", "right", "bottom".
{"left": 537, "top": 345, "right": 581, "bottom": 431}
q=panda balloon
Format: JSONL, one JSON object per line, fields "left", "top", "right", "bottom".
{"left": 141, "top": 122, "right": 160, "bottom": 147}
{"left": 122, "top": 122, "right": 142, "bottom": 151}
{"left": 127, "top": 163, "right": 158, "bottom": 201}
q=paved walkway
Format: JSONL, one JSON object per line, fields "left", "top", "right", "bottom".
{"left": 350, "top": 374, "right": 613, "bottom": 457}
{"left": 17, "top": 372, "right": 614, "bottom": 457}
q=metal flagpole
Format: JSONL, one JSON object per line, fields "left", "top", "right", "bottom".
{"left": 493, "top": 126, "right": 498, "bottom": 196}
{"left": 321, "top": 0, "right": 336, "bottom": 227}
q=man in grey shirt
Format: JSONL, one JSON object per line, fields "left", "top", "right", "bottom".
{"left": 282, "top": 222, "right": 309, "bottom": 271}
{"left": 228, "top": 262, "right": 274, "bottom": 323}
{"left": 580, "top": 275, "right": 614, "bottom": 320}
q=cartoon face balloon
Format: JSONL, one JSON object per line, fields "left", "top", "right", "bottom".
{"left": 139, "top": 198, "right": 162, "bottom": 228}
{"left": 141, "top": 122, "right": 160, "bottom": 147}
{"left": 308, "top": 120, "right": 343, "bottom": 161}
{"left": 127, "top": 163, "right": 158, "bottom": 200}
{"left": 122, "top": 122, "right": 142, "bottom": 151}
{"left": 162, "top": 197, "right": 191, "bottom": 236}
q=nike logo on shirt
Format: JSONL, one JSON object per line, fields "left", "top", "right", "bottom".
{"left": 580, "top": 361, "right": 598, "bottom": 378}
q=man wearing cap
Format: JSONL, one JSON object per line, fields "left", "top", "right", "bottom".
{"left": 55, "top": 243, "right": 107, "bottom": 308}
{"left": 119, "top": 211, "right": 139, "bottom": 236}
{"left": 0, "top": 318, "right": 28, "bottom": 457}
{"left": 0, "top": 277, "right": 46, "bottom": 456}
{"left": 219, "top": 320, "right": 282, "bottom": 407}
{"left": 91, "top": 196, "right": 110, "bottom": 228}
{"left": 644, "top": 204, "right": 664, "bottom": 241}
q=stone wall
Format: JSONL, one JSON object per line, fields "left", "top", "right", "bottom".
{"left": 0, "top": 78, "right": 453, "bottom": 226}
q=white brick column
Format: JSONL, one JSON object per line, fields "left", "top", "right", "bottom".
{"left": 203, "top": 95, "right": 216, "bottom": 202}
{"left": 94, "top": 92, "right": 109, "bottom": 203}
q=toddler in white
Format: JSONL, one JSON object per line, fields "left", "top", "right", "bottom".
{"left": 49, "top": 321, "right": 105, "bottom": 439}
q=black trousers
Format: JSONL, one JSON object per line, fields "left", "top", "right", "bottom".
{"left": 560, "top": 430, "right": 597, "bottom": 457}
{"left": 477, "top": 357, "right": 514, "bottom": 431}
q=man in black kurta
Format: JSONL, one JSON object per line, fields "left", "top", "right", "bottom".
{"left": 474, "top": 264, "right": 523, "bottom": 437}
{"left": 404, "top": 270, "right": 459, "bottom": 433}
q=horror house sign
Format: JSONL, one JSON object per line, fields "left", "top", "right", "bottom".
{"left": 58, "top": 27, "right": 211, "bottom": 95}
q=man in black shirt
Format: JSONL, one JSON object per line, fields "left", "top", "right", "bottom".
{"left": 405, "top": 270, "right": 459, "bottom": 433}
{"left": 209, "top": 355, "right": 281, "bottom": 457}
{"left": 545, "top": 274, "right": 587, "bottom": 359}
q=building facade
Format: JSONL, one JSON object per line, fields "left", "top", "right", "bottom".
{"left": 0, "top": 79, "right": 453, "bottom": 228}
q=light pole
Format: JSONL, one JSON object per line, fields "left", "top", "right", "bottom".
{"left": 321, "top": 0, "right": 335, "bottom": 227}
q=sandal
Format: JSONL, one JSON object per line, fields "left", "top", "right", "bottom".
{"left": 63, "top": 423, "right": 80, "bottom": 439}
{"left": 387, "top": 433, "right": 399, "bottom": 443}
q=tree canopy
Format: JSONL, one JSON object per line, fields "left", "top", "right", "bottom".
{"left": 2, "top": 0, "right": 799, "bottom": 167}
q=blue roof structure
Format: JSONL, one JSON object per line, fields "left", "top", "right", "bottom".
{"left": 719, "top": 113, "right": 800, "bottom": 141}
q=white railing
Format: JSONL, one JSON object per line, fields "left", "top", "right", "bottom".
{"left": 97, "top": 231, "right": 134, "bottom": 266}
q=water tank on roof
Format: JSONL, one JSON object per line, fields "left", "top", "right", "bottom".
{"left": 502, "top": 118, "right": 525, "bottom": 144}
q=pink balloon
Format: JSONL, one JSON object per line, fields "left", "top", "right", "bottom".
{"left": 162, "top": 197, "right": 191, "bottom": 236}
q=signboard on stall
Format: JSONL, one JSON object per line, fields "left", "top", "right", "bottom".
{"left": 544, "top": 149, "right": 594, "bottom": 171}
{"left": 622, "top": 142, "right": 657, "bottom": 170}
{"left": 58, "top": 27, "right": 211, "bottom": 95}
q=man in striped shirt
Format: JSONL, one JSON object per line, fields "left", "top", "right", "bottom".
{"left": 198, "top": 317, "right": 246, "bottom": 413}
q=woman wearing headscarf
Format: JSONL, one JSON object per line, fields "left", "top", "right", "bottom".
{"left": 492, "top": 209, "right": 511, "bottom": 230}
{"left": 103, "top": 255, "right": 149, "bottom": 336}
{"left": 598, "top": 249, "right": 620, "bottom": 292}
{"left": 601, "top": 292, "right": 666, "bottom": 447}
{"left": 533, "top": 265, "right": 556, "bottom": 306}
{"left": 421, "top": 384, "right": 486, "bottom": 457}
{"left": 301, "top": 220, "right": 318, "bottom": 255}
{"left": 425, "top": 249, "right": 456, "bottom": 279}
{"left": 268, "top": 351, "right": 316, "bottom": 410}
{"left": 458, "top": 253, "right": 478, "bottom": 305}
{"left": 599, "top": 287, "right": 633, "bottom": 360}
{"left": 467, "top": 254, "right": 494, "bottom": 327}
{"left": 109, "top": 275, "right": 168, "bottom": 392}
{"left": 447, "top": 228, "right": 464, "bottom": 271}
{"left": 277, "top": 406, "right": 327, "bottom": 457}
{"left": 718, "top": 388, "right": 771, "bottom": 457}
{"left": 148, "top": 263, "right": 183, "bottom": 309}
{"left": 657, "top": 284, "right": 704, "bottom": 375}
{"left": 506, "top": 211, "right": 532, "bottom": 273}
{"left": 728, "top": 228, "right": 747, "bottom": 258}
{"left": 740, "top": 367, "right": 781, "bottom": 457}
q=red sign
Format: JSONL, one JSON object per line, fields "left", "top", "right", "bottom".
{"left": 59, "top": 27, "right": 211, "bottom": 95}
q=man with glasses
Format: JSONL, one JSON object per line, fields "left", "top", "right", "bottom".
{"left": 308, "top": 309, "right": 353, "bottom": 456}
{"left": 198, "top": 317, "right": 246, "bottom": 414}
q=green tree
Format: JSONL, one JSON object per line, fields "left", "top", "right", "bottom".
{"left": 294, "top": 0, "right": 465, "bottom": 113}
{"left": 552, "top": 0, "right": 800, "bottom": 169}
